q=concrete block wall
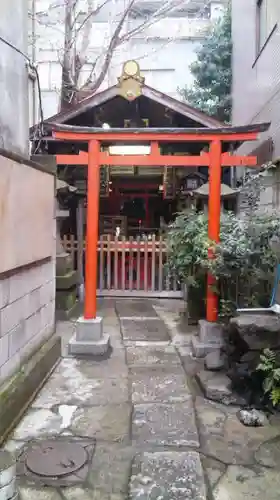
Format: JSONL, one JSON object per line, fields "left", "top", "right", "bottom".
{"left": 0, "top": 259, "right": 56, "bottom": 382}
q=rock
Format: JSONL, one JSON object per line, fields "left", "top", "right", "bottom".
{"left": 197, "top": 370, "right": 231, "bottom": 403}
{"left": 205, "top": 350, "right": 224, "bottom": 371}
{"left": 197, "top": 370, "right": 245, "bottom": 405}
{"left": 230, "top": 314, "right": 280, "bottom": 350}
{"left": 237, "top": 409, "right": 268, "bottom": 427}
{"left": 255, "top": 437, "right": 280, "bottom": 467}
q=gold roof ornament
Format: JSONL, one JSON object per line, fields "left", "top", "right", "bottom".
{"left": 117, "top": 60, "right": 145, "bottom": 101}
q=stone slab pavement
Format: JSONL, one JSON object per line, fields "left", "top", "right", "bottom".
{"left": 3, "top": 298, "right": 280, "bottom": 499}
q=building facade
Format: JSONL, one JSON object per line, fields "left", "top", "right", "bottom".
{"left": 232, "top": 0, "right": 280, "bottom": 211}
{"left": 232, "top": 0, "right": 280, "bottom": 158}
{"left": 0, "top": 0, "right": 29, "bottom": 155}
{"left": 29, "top": 0, "right": 227, "bottom": 122}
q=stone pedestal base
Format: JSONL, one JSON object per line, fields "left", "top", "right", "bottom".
{"left": 191, "top": 320, "right": 224, "bottom": 358}
{"left": 68, "top": 316, "right": 110, "bottom": 356}
{"left": 56, "top": 252, "right": 78, "bottom": 319}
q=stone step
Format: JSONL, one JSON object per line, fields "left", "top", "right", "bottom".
{"left": 191, "top": 336, "right": 222, "bottom": 358}
{"left": 196, "top": 370, "right": 246, "bottom": 406}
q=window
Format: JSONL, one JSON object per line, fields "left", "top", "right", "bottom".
{"left": 256, "top": 0, "right": 277, "bottom": 52}
{"left": 129, "top": 1, "right": 210, "bottom": 20}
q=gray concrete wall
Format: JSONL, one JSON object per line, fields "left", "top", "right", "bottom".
{"left": 0, "top": 153, "right": 56, "bottom": 384}
{"left": 0, "top": 0, "right": 29, "bottom": 156}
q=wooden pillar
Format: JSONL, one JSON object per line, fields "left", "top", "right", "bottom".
{"left": 207, "top": 139, "right": 222, "bottom": 322}
{"left": 76, "top": 197, "right": 84, "bottom": 288}
{"left": 84, "top": 140, "right": 100, "bottom": 319}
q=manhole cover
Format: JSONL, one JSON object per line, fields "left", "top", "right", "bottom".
{"left": 25, "top": 441, "right": 88, "bottom": 477}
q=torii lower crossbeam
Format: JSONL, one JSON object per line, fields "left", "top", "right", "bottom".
{"left": 54, "top": 124, "right": 269, "bottom": 323}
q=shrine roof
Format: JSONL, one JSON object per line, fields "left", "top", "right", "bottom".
{"left": 30, "top": 81, "right": 224, "bottom": 135}
{"left": 51, "top": 122, "right": 270, "bottom": 137}
{"left": 30, "top": 60, "right": 270, "bottom": 153}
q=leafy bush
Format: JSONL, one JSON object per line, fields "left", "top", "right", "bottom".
{"left": 166, "top": 207, "right": 280, "bottom": 317}
{"left": 257, "top": 349, "right": 280, "bottom": 407}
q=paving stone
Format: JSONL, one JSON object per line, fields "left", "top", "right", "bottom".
{"left": 87, "top": 443, "right": 133, "bottom": 495}
{"left": 196, "top": 397, "right": 280, "bottom": 466}
{"left": 180, "top": 351, "right": 205, "bottom": 377}
{"left": 201, "top": 456, "right": 226, "bottom": 490}
{"left": 255, "top": 437, "right": 280, "bottom": 467}
{"left": 63, "top": 489, "right": 124, "bottom": 500}
{"left": 132, "top": 401, "right": 199, "bottom": 447}
{"left": 126, "top": 345, "right": 180, "bottom": 367}
{"left": 195, "top": 397, "right": 227, "bottom": 436}
{"left": 213, "top": 465, "right": 280, "bottom": 500}
{"left": 130, "top": 451, "right": 206, "bottom": 500}
{"left": 121, "top": 319, "right": 169, "bottom": 342}
{"left": 11, "top": 409, "right": 63, "bottom": 441}
{"left": 33, "top": 358, "right": 129, "bottom": 408}
{"left": 4, "top": 440, "right": 25, "bottom": 457}
{"left": 115, "top": 300, "right": 158, "bottom": 318}
{"left": 130, "top": 366, "right": 191, "bottom": 404}
{"left": 19, "top": 487, "right": 61, "bottom": 500}
{"left": 62, "top": 488, "right": 95, "bottom": 500}
{"left": 70, "top": 404, "right": 131, "bottom": 443}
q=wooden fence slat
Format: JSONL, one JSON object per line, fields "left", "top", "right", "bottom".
{"left": 106, "top": 235, "right": 111, "bottom": 290}
{"left": 99, "top": 238, "right": 104, "bottom": 291}
{"left": 158, "top": 235, "right": 163, "bottom": 292}
{"left": 136, "top": 236, "right": 141, "bottom": 290}
{"left": 121, "top": 236, "right": 126, "bottom": 291}
{"left": 144, "top": 239, "right": 148, "bottom": 292}
{"left": 173, "top": 275, "right": 177, "bottom": 292}
{"left": 165, "top": 269, "right": 171, "bottom": 292}
{"left": 70, "top": 234, "right": 75, "bottom": 267}
{"left": 151, "top": 234, "right": 156, "bottom": 292}
{"left": 129, "top": 236, "right": 133, "bottom": 291}
{"left": 114, "top": 235, "right": 118, "bottom": 290}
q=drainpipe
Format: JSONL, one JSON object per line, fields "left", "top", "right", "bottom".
{"left": 31, "top": 0, "right": 36, "bottom": 126}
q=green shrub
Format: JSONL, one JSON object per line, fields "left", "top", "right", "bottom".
{"left": 257, "top": 349, "right": 280, "bottom": 407}
{"left": 166, "top": 207, "right": 280, "bottom": 317}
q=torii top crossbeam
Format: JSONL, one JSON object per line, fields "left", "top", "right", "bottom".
{"left": 53, "top": 121, "right": 270, "bottom": 323}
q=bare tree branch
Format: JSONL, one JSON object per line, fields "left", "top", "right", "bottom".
{"left": 30, "top": 0, "right": 213, "bottom": 110}
{"left": 80, "top": 0, "right": 136, "bottom": 92}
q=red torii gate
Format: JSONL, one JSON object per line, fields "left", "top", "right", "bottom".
{"left": 53, "top": 123, "right": 270, "bottom": 324}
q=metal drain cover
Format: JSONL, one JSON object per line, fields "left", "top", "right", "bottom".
{"left": 25, "top": 441, "right": 88, "bottom": 477}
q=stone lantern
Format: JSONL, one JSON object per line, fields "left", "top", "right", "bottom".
{"left": 56, "top": 180, "right": 78, "bottom": 318}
